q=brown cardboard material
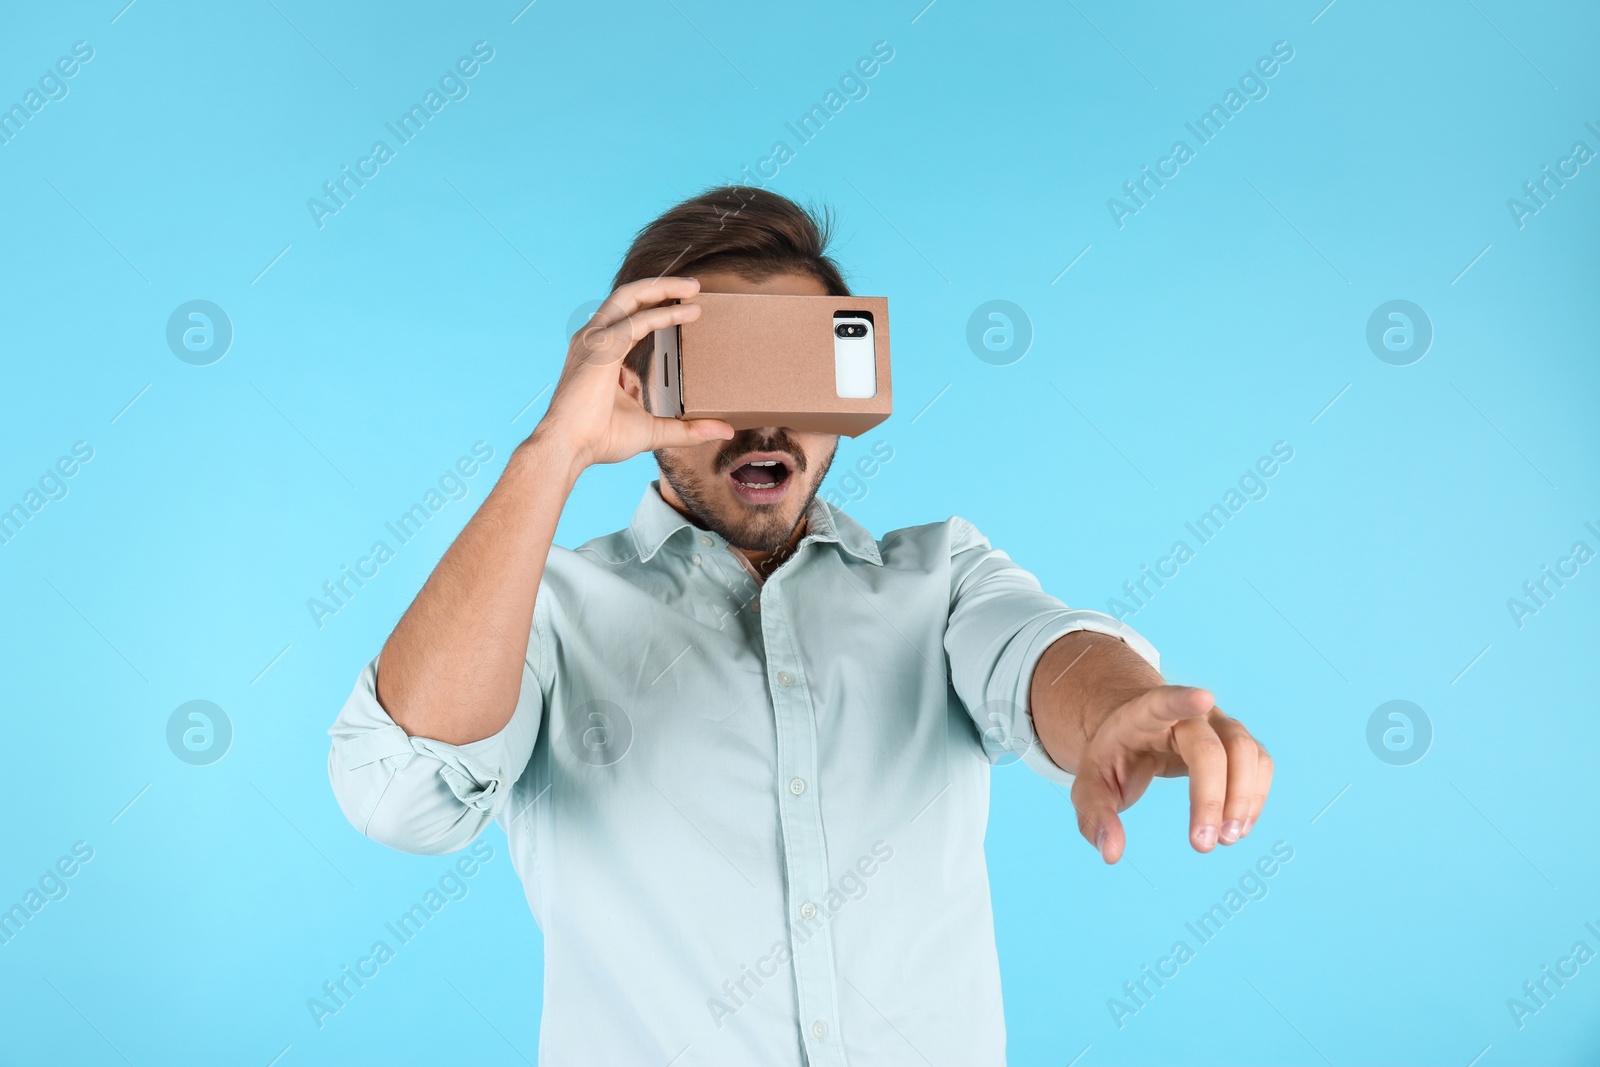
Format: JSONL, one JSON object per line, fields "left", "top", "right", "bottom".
{"left": 653, "top": 292, "right": 892, "bottom": 437}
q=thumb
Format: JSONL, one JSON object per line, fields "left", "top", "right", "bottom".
{"left": 1071, "top": 770, "right": 1127, "bottom": 865}
{"left": 1123, "top": 685, "right": 1214, "bottom": 733}
{"left": 648, "top": 416, "right": 734, "bottom": 450}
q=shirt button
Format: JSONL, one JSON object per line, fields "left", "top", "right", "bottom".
{"left": 751, "top": 599, "right": 761, "bottom": 612}
{"left": 775, "top": 670, "right": 793, "bottom": 687}
{"left": 692, "top": 553, "right": 702, "bottom": 566}
{"left": 812, "top": 1020, "right": 829, "bottom": 1040}
{"left": 788, "top": 777, "right": 806, "bottom": 796}
{"left": 799, "top": 901, "right": 817, "bottom": 919}
{"left": 699, "top": 535, "right": 713, "bottom": 547}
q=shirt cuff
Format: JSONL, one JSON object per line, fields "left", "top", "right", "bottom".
{"left": 327, "top": 654, "right": 541, "bottom": 852}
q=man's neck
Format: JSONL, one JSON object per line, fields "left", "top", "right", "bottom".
{"left": 733, "top": 518, "right": 809, "bottom": 584}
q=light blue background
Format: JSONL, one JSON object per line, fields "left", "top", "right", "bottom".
{"left": 2, "top": 1, "right": 1597, "bottom": 1063}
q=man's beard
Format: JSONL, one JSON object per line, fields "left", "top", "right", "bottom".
{"left": 654, "top": 428, "right": 837, "bottom": 553}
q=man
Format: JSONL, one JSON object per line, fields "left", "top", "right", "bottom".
{"left": 327, "top": 186, "right": 1272, "bottom": 1065}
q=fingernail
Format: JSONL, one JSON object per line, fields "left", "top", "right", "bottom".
{"left": 1195, "top": 824, "right": 1217, "bottom": 849}
{"left": 1219, "top": 819, "right": 1243, "bottom": 844}
{"left": 1240, "top": 816, "right": 1255, "bottom": 837}
{"left": 1095, "top": 827, "right": 1107, "bottom": 856}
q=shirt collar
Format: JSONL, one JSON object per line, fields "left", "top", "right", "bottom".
{"left": 629, "top": 481, "right": 882, "bottom": 567}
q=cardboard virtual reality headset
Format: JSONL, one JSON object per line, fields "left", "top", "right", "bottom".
{"left": 645, "top": 292, "right": 892, "bottom": 437}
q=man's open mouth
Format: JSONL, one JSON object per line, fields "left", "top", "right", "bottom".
{"left": 726, "top": 453, "right": 795, "bottom": 504}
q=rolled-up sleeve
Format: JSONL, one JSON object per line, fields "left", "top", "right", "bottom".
{"left": 944, "top": 516, "right": 1160, "bottom": 786}
{"left": 327, "top": 618, "right": 546, "bottom": 855}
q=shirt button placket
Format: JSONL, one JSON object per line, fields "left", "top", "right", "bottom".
{"left": 761, "top": 582, "right": 846, "bottom": 1065}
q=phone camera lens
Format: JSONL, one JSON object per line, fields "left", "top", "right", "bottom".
{"left": 836, "top": 323, "right": 866, "bottom": 338}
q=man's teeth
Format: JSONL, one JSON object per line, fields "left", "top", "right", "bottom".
{"left": 737, "top": 460, "right": 783, "bottom": 490}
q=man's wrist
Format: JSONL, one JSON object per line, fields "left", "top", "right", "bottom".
{"left": 1031, "top": 630, "right": 1163, "bottom": 774}
{"left": 520, "top": 420, "right": 591, "bottom": 487}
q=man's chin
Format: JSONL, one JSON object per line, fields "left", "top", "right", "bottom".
{"left": 657, "top": 465, "right": 806, "bottom": 552}
{"left": 657, "top": 443, "right": 836, "bottom": 555}
{"left": 711, "top": 496, "right": 808, "bottom": 552}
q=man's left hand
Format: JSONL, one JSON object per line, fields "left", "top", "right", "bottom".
{"left": 1068, "top": 686, "right": 1273, "bottom": 864}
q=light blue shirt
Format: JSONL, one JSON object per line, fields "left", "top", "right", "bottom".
{"left": 327, "top": 483, "right": 1160, "bottom": 1065}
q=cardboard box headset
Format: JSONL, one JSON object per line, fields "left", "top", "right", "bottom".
{"left": 647, "top": 292, "right": 891, "bottom": 437}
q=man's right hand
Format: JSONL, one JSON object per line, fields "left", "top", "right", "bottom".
{"left": 539, "top": 276, "right": 734, "bottom": 470}
{"left": 377, "top": 277, "right": 731, "bottom": 744}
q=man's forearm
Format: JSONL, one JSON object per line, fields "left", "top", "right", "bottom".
{"left": 375, "top": 426, "right": 584, "bottom": 746}
{"left": 1029, "top": 630, "right": 1163, "bottom": 775}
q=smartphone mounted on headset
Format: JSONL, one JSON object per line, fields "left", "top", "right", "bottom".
{"left": 647, "top": 292, "right": 891, "bottom": 437}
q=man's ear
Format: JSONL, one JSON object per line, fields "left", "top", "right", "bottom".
{"left": 620, "top": 349, "right": 651, "bottom": 413}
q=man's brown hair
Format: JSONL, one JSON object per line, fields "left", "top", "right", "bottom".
{"left": 611, "top": 185, "right": 851, "bottom": 378}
